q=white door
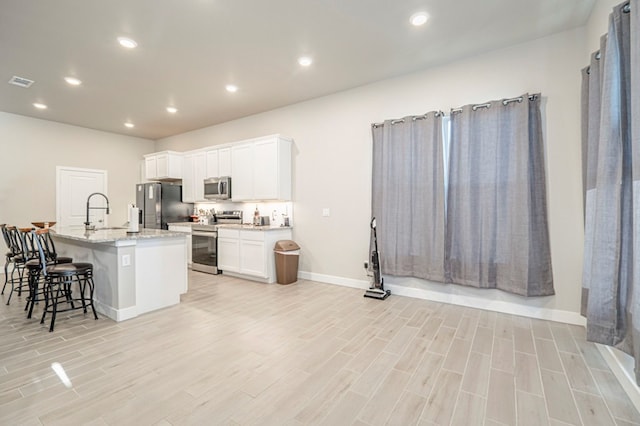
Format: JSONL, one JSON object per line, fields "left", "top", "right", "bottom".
{"left": 57, "top": 167, "right": 108, "bottom": 228}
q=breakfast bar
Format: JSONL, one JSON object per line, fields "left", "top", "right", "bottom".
{"left": 51, "top": 227, "right": 188, "bottom": 322}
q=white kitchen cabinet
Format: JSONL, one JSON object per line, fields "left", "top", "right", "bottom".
{"left": 231, "top": 144, "right": 254, "bottom": 201}
{"left": 204, "top": 147, "right": 232, "bottom": 179}
{"left": 205, "top": 149, "right": 219, "bottom": 178}
{"left": 168, "top": 224, "right": 193, "bottom": 268}
{"left": 218, "top": 228, "right": 240, "bottom": 273}
{"left": 219, "top": 148, "right": 232, "bottom": 176}
{"left": 182, "top": 151, "right": 206, "bottom": 203}
{"left": 144, "top": 151, "right": 183, "bottom": 180}
{"left": 217, "top": 227, "right": 293, "bottom": 283}
{"left": 231, "top": 136, "right": 292, "bottom": 201}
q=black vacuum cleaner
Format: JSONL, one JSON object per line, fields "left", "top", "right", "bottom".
{"left": 364, "top": 217, "right": 391, "bottom": 300}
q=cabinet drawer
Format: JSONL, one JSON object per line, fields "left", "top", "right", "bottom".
{"left": 240, "top": 230, "right": 265, "bottom": 241}
{"left": 218, "top": 228, "right": 240, "bottom": 239}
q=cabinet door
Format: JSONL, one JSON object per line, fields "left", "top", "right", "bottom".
{"left": 231, "top": 144, "right": 254, "bottom": 201}
{"left": 182, "top": 155, "right": 195, "bottom": 202}
{"left": 240, "top": 239, "right": 266, "bottom": 277}
{"left": 205, "top": 149, "right": 219, "bottom": 178}
{"left": 219, "top": 148, "right": 232, "bottom": 176}
{"left": 156, "top": 154, "right": 169, "bottom": 178}
{"left": 253, "top": 138, "right": 279, "bottom": 200}
{"left": 193, "top": 152, "right": 206, "bottom": 201}
{"left": 145, "top": 156, "right": 157, "bottom": 180}
{"left": 218, "top": 237, "right": 240, "bottom": 272}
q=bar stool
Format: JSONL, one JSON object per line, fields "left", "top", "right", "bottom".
{"left": 3, "top": 226, "right": 31, "bottom": 305}
{"left": 32, "top": 229, "right": 98, "bottom": 332}
{"left": 1, "top": 224, "right": 15, "bottom": 295}
{"left": 21, "top": 228, "right": 73, "bottom": 318}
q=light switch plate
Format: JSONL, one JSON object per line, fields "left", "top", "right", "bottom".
{"left": 322, "top": 208, "right": 330, "bottom": 217}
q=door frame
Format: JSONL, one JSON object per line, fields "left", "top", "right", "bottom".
{"left": 56, "top": 166, "right": 108, "bottom": 227}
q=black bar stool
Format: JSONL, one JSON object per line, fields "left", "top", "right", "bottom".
{"left": 1, "top": 224, "right": 15, "bottom": 295}
{"left": 32, "top": 229, "right": 98, "bottom": 332}
{"left": 3, "top": 226, "right": 31, "bottom": 305}
{"left": 21, "top": 228, "right": 73, "bottom": 318}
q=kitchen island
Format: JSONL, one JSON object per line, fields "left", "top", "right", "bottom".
{"left": 51, "top": 227, "right": 188, "bottom": 322}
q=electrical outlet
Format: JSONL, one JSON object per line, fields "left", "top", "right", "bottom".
{"left": 322, "top": 208, "right": 330, "bottom": 217}
{"left": 122, "top": 254, "right": 131, "bottom": 267}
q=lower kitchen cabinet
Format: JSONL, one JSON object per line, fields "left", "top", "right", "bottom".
{"left": 218, "top": 227, "right": 293, "bottom": 283}
{"left": 218, "top": 234, "right": 240, "bottom": 272}
{"left": 168, "top": 224, "right": 192, "bottom": 267}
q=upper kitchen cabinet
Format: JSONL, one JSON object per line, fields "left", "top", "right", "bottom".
{"left": 231, "top": 135, "right": 292, "bottom": 202}
{"left": 144, "top": 151, "right": 183, "bottom": 181}
{"left": 204, "top": 147, "right": 232, "bottom": 179}
{"left": 182, "top": 151, "right": 206, "bottom": 202}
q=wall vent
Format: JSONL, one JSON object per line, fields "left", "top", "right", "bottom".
{"left": 8, "top": 75, "right": 34, "bottom": 88}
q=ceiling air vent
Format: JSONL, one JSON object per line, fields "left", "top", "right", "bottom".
{"left": 8, "top": 75, "right": 34, "bottom": 88}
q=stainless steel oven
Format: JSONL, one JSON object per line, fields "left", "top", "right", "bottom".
{"left": 191, "top": 224, "right": 219, "bottom": 274}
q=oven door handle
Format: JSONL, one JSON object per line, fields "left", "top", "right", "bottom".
{"left": 192, "top": 231, "right": 217, "bottom": 237}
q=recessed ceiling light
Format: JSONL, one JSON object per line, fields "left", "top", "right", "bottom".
{"left": 117, "top": 37, "right": 138, "bottom": 49}
{"left": 225, "top": 84, "right": 238, "bottom": 93}
{"left": 33, "top": 102, "right": 47, "bottom": 109}
{"left": 410, "top": 12, "right": 429, "bottom": 26}
{"left": 166, "top": 106, "right": 178, "bottom": 114}
{"left": 124, "top": 122, "right": 135, "bottom": 128}
{"left": 64, "top": 76, "right": 82, "bottom": 86}
{"left": 298, "top": 56, "right": 313, "bottom": 67}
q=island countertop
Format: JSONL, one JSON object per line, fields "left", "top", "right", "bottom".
{"left": 52, "top": 227, "right": 186, "bottom": 244}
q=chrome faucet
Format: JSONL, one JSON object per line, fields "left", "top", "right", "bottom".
{"left": 85, "top": 192, "right": 110, "bottom": 230}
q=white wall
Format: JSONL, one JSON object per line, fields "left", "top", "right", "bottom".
{"left": 157, "top": 26, "right": 589, "bottom": 316}
{"left": 0, "top": 111, "right": 154, "bottom": 235}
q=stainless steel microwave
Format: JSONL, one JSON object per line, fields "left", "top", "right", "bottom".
{"left": 204, "top": 176, "right": 231, "bottom": 200}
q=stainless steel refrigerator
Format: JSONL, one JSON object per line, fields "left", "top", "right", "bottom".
{"left": 135, "top": 183, "right": 193, "bottom": 230}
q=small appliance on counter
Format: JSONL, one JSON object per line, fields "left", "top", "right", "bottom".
{"left": 258, "top": 216, "right": 270, "bottom": 226}
{"left": 215, "top": 210, "right": 243, "bottom": 224}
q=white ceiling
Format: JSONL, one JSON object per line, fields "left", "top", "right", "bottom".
{"left": 0, "top": 0, "right": 595, "bottom": 140}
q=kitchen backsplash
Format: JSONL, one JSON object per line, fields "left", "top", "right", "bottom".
{"left": 195, "top": 201, "right": 293, "bottom": 227}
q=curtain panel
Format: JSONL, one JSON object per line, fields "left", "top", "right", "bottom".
{"left": 445, "top": 95, "right": 554, "bottom": 296}
{"left": 371, "top": 112, "right": 446, "bottom": 282}
{"left": 582, "top": 0, "right": 639, "bottom": 384}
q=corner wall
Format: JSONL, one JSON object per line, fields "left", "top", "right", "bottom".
{"left": 157, "top": 26, "right": 587, "bottom": 316}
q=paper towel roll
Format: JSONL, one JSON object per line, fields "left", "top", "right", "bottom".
{"left": 128, "top": 206, "right": 140, "bottom": 233}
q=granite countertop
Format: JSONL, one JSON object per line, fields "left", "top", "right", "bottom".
{"left": 168, "top": 222, "right": 292, "bottom": 231}
{"left": 216, "top": 224, "right": 292, "bottom": 231}
{"left": 51, "top": 227, "right": 187, "bottom": 243}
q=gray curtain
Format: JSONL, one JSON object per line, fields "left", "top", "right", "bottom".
{"left": 582, "top": 0, "right": 639, "bottom": 384}
{"left": 371, "top": 112, "right": 446, "bottom": 282}
{"left": 445, "top": 94, "right": 554, "bottom": 297}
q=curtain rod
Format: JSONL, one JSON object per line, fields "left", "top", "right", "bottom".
{"left": 450, "top": 94, "right": 538, "bottom": 115}
{"left": 371, "top": 111, "right": 444, "bottom": 128}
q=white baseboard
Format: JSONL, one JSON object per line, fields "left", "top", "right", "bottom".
{"left": 298, "top": 271, "right": 369, "bottom": 290}
{"left": 94, "top": 300, "right": 137, "bottom": 322}
{"left": 297, "top": 270, "right": 585, "bottom": 326}
{"left": 596, "top": 344, "right": 640, "bottom": 413}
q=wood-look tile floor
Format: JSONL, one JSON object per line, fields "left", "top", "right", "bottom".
{"left": 1, "top": 271, "right": 639, "bottom": 425}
